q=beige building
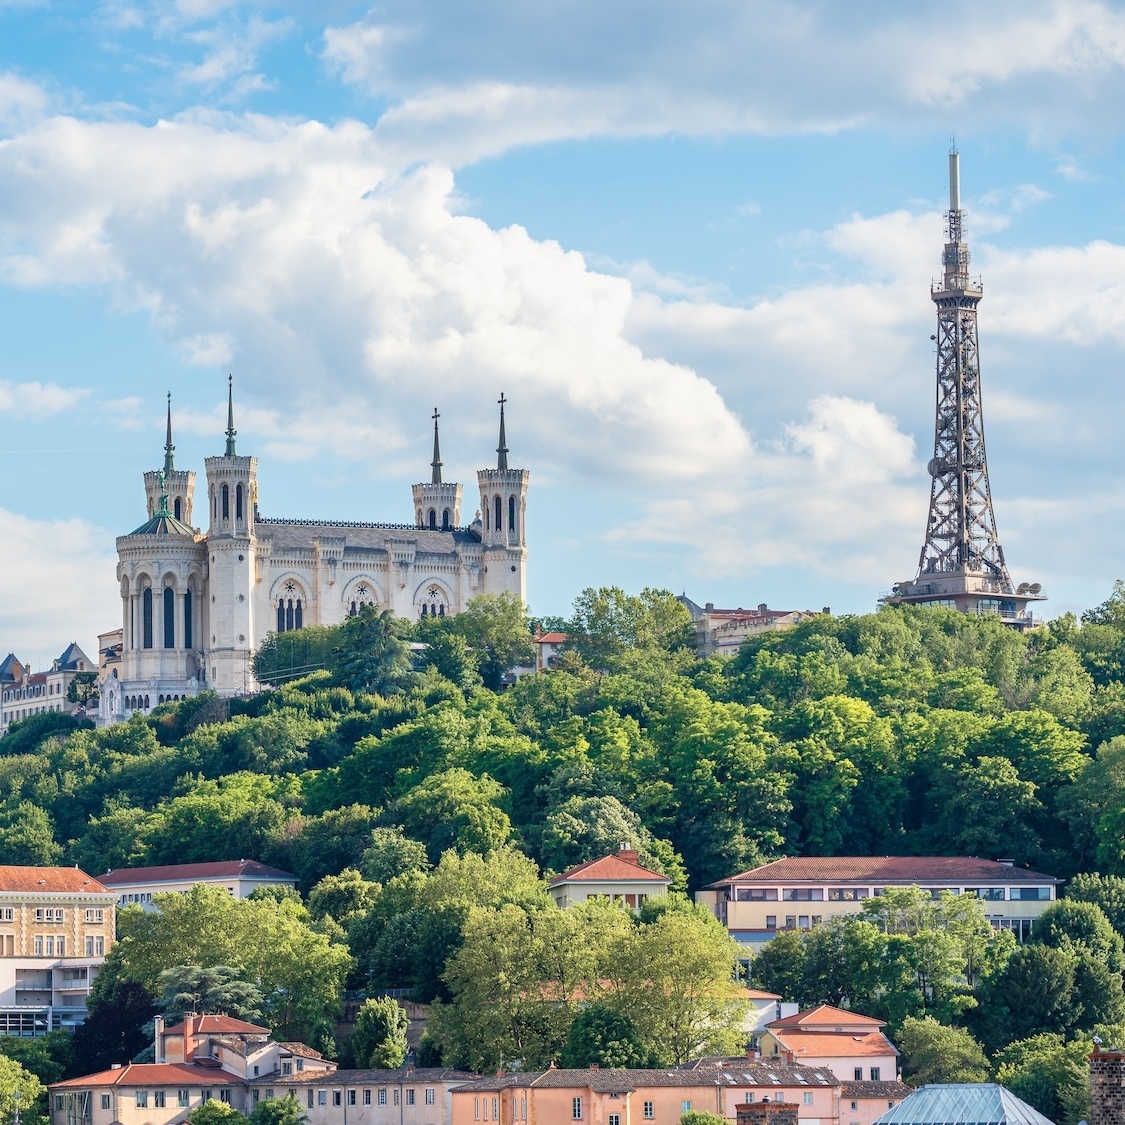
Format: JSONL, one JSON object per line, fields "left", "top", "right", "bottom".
{"left": 759, "top": 1007, "right": 898, "bottom": 1085}
{"left": 451, "top": 1061, "right": 855, "bottom": 1125}
{"left": 696, "top": 857, "right": 1061, "bottom": 951}
{"left": 0, "top": 866, "right": 116, "bottom": 1034}
{"left": 101, "top": 860, "right": 297, "bottom": 908}
{"left": 0, "top": 644, "right": 96, "bottom": 735}
{"left": 678, "top": 599, "right": 825, "bottom": 658}
{"left": 52, "top": 1013, "right": 474, "bottom": 1125}
{"left": 549, "top": 846, "right": 672, "bottom": 909}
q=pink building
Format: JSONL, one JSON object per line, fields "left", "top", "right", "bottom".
{"left": 759, "top": 1006, "right": 898, "bottom": 1084}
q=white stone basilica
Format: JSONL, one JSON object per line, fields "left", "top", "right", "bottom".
{"left": 99, "top": 384, "right": 528, "bottom": 724}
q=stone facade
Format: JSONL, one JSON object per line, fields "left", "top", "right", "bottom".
{"left": 100, "top": 391, "right": 528, "bottom": 724}
{"left": 1090, "top": 1050, "right": 1125, "bottom": 1125}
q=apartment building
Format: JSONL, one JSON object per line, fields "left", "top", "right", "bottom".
{"left": 450, "top": 1062, "right": 847, "bottom": 1125}
{"left": 696, "top": 857, "right": 1061, "bottom": 950}
{"left": 0, "top": 644, "right": 96, "bottom": 735}
{"left": 101, "top": 860, "right": 297, "bottom": 908}
{"left": 0, "top": 866, "right": 116, "bottom": 1034}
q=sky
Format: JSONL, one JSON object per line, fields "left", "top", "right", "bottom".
{"left": 4, "top": 1, "right": 1125, "bottom": 664}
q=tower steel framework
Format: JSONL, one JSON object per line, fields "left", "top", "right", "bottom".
{"left": 882, "top": 151, "right": 1044, "bottom": 629}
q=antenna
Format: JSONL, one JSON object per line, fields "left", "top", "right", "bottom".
{"left": 948, "top": 149, "right": 961, "bottom": 213}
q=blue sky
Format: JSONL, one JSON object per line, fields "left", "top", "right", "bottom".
{"left": 4, "top": 1, "right": 1125, "bottom": 662}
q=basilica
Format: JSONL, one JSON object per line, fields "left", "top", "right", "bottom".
{"left": 99, "top": 383, "right": 529, "bottom": 725}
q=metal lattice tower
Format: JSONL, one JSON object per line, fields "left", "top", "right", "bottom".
{"left": 882, "top": 150, "right": 1044, "bottom": 628}
{"left": 920, "top": 149, "right": 1008, "bottom": 583}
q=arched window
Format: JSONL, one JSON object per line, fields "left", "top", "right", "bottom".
{"left": 185, "top": 592, "right": 193, "bottom": 649}
{"left": 277, "top": 602, "right": 285, "bottom": 632}
{"left": 421, "top": 604, "right": 428, "bottom": 617}
{"left": 163, "top": 587, "right": 175, "bottom": 649}
{"left": 174, "top": 497, "right": 182, "bottom": 521}
{"left": 286, "top": 599, "right": 294, "bottom": 631}
{"left": 295, "top": 599, "right": 303, "bottom": 629}
{"left": 142, "top": 588, "right": 153, "bottom": 649}
{"left": 350, "top": 601, "right": 357, "bottom": 616}
{"left": 144, "top": 695, "right": 150, "bottom": 709}
{"left": 221, "top": 483, "right": 229, "bottom": 520}
{"left": 442, "top": 509, "right": 450, "bottom": 531}
{"left": 419, "top": 585, "right": 447, "bottom": 620}
{"left": 509, "top": 496, "right": 517, "bottom": 538}
{"left": 428, "top": 509, "right": 437, "bottom": 529}
{"left": 494, "top": 495, "right": 503, "bottom": 533}
{"left": 484, "top": 503, "right": 489, "bottom": 531}
{"left": 236, "top": 483, "right": 244, "bottom": 520}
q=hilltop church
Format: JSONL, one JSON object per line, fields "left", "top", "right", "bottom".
{"left": 99, "top": 384, "right": 528, "bottom": 725}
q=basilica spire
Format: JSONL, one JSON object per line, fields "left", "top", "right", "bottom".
{"left": 163, "top": 393, "right": 176, "bottom": 474}
{"left": 496, "top": 393, "right": 509, "bottom": 471}
{"left": 430, "top": 408, "right": 443, "bottom": 485}
{"left": 224, "top": 375, "right": 237, "bottom": 457}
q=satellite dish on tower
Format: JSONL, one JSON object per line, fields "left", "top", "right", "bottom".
{"left": 1029, "top": 583, "right": 1042, "bottom": 594}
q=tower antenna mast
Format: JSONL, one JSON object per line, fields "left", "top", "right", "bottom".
{"left": 882, "top": 149, "right": 1044, "bottom": 629}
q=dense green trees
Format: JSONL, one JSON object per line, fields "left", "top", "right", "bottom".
{"left": 348, "top": 997, "right": 409, "bottom": 1068}
{"left": 15, "top": 588, "right": 1125, "bottom": 1094}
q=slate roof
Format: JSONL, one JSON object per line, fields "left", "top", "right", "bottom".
{"left": 0, "top": 866, "right": 111, "bottom": 895}
{"left": 549, "top": 854, "right": 671, "bottom": 886}
{"left": 101, "top": 859, "right": 295, "bottom": 885}
{"left": 842, "top": 1079, "right": 913, "bottom": 1100}
{"left": 457, "top": 1064, "right": 837, "bottom": 1094}
{"left": 261, "top": 1067, "right": 476, "bottom": 1086}
{"left": 871, "top": 1084, "right": 1055, "bottom": 1124}
{"left": 709, "top": 857, "right": 1061, "bottom": 888}
{"left": 54, "top": 643, "right": 93, "bottom": 670}
{"left": 0, "top": 654, "right": 22, "bottom": 682}
{"left": 257, "top": 518, "right": 480, "bottom": 556}
{"left": 52, "top": 1064, "right": 245, "bottom": 1089}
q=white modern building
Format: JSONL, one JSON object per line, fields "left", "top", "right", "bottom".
{"left": 100, "top": 860, "right": 297, "bottom": 908}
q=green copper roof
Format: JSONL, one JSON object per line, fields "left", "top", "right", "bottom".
{"left": 129, "top": 468, "right": 195, "bottom": 537}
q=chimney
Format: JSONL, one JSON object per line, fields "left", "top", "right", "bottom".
{"left": 1090, "top": 1048, "right": 1125, "bottom": 1125}
{"left": 705, "top": 602, "right": 714, "bottom": 612}
{"left": 110, "top": 1064, "right": 122, "bottom": 1070}
{"left": 758, "top": 603, "right": 768, "bottom": 614}
{"left": 154, "top": 1014, "right": 165, "bottom": 1063}
{"left": 618, "top": 842, "right": 639, "bottom": 864}
{"left": 589, "top": 1064, "right": 599, "bottom": 1070}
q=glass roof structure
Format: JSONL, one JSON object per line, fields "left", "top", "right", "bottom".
{"left": 872, "top": 1084, "right": 1057, "bottom": 1125}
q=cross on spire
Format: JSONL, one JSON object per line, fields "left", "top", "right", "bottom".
{"left": 163, "top": 392, "right": 175, "bottom": 474}
{"left": 225, "top": 375, "right": 237, "bottom": 457}
{"left": 431, "top": 407, "right": 443, "bottom": 485}
{"left": 496, "top": 393, "right": 509, "bottom": 471}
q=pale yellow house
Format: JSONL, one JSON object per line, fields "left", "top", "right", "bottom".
{"left": 549, "top": 846, "right": 671, "bottom": 909}
{"left": 0, "top": 865, "right": 116, "bottom": 1035}
{"left": 696, "top": 856, "right": 1061, "bottom": 950}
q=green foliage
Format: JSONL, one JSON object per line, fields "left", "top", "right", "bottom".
{"left": 66, "top": 671, "right": 99, "bottom": 706}
{"left": 330, "top": 607, "right": 414, "bottom": 694}
{"left": 441, "top": 592, "right": 536, "bottom": 690}
{"left": 360, "top": 827, "right": 429, "bottom": 884}
{"left": 0, "top": 801, "right": 62, "bottom": 865}
{"left": 349, "top": 997, "right": 409, "bottom": 1068}
{"left": 157, "top": 964, "right": 265, "bottom": 1026}
{"left": 189, "top": 1100, "right": 244, "bottom": 1125}
{"left": 393, "top": 768, "right": 513, "bottom": 863}
{"left": 248, "top": 1095, "right": 308, "bottom": 1125}
{"left": 0, "top": 1032, "right": 73, "bottom": 1086}
{"left": 568, "top": 586, "right": 693, "bottom": 669}
{"left": 993, "top": 1035, "right": 1092, "bottom": 1125}
{"left": 680, "top": 1114, "right": 725, "bottom": 1125}
{"left": 1067, "top": 872, "right": 1125, "bottom": 935}
{"left": 560, "top": 1005, "right": 652, "bottom": 1068}
{"left": 0, "top": 1056, "right": 46, "bottom": 1125}
{"left": 256, "top": 626, "right": 341, "bottom": 685}
{"left": 897, "top": 1016, "right": 989, "bottom": 1086}
{"left": 70, "top": 973, "right": 156, "bottom": 1074}
{"left": 114, "top": 884, "right": 352, "bottom": 1050}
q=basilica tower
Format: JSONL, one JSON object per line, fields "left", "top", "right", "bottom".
{"left": 477, "top": 394, "right": 529, "bottom": 601}
{"left": 412, "top": 408, "right": 463, "bottom": 529}
{"left": 203, "top": 378, "right": 259, "bottom": 693}
{"left": 143, "top": 395, "right": 195, "bottom": 525}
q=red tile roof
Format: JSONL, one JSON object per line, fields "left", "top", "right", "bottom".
{"left": 52, "top": 1064, "right": 245, "bottom": 1090}
{"left": 162, "top": 1015, "right": 271, "bottom": 1037}
{"left": 709, "top": 856, "right": 1061, "bottom": 887}
{"left": 536, "top": 632, "right": 568, "bottom": 644}
{"left": 768, "top": 1004, "right": 884, "bottom": 1030}
{"left": 0, "top": 866, "right": 111, "bottom": 895}
{"left": 766, "top": 1030, "right": 896, "bottom": 1060}
{"left": 549, "top": 853, "right": 671, "bottom": 886}
{"left": 101, "top": 860, "right": 295, "bottom": 885}
{"left": 744, "top": 988, "right": 782, "bottom": 1001}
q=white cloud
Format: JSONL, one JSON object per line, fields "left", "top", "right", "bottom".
{"left": 0, "top": 381, "right": 88, "bottom": 418}
{"left": 0, "top": 508, "right": 117, "bottom": 660}
{"left": 322, "top": 0, "right": 1125, "bottom": 164}
{"left": 0, "top": 112, "right": 749, "bottom": 483}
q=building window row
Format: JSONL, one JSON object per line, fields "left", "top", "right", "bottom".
{"left": 2, "top": 681, "right": 68, "bottom": 701}
{"left": 732, "top": 884, "right": 1052, "bottom": 902}
{"left": 33, "top": 935, "right": 65, "bottom": 955}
